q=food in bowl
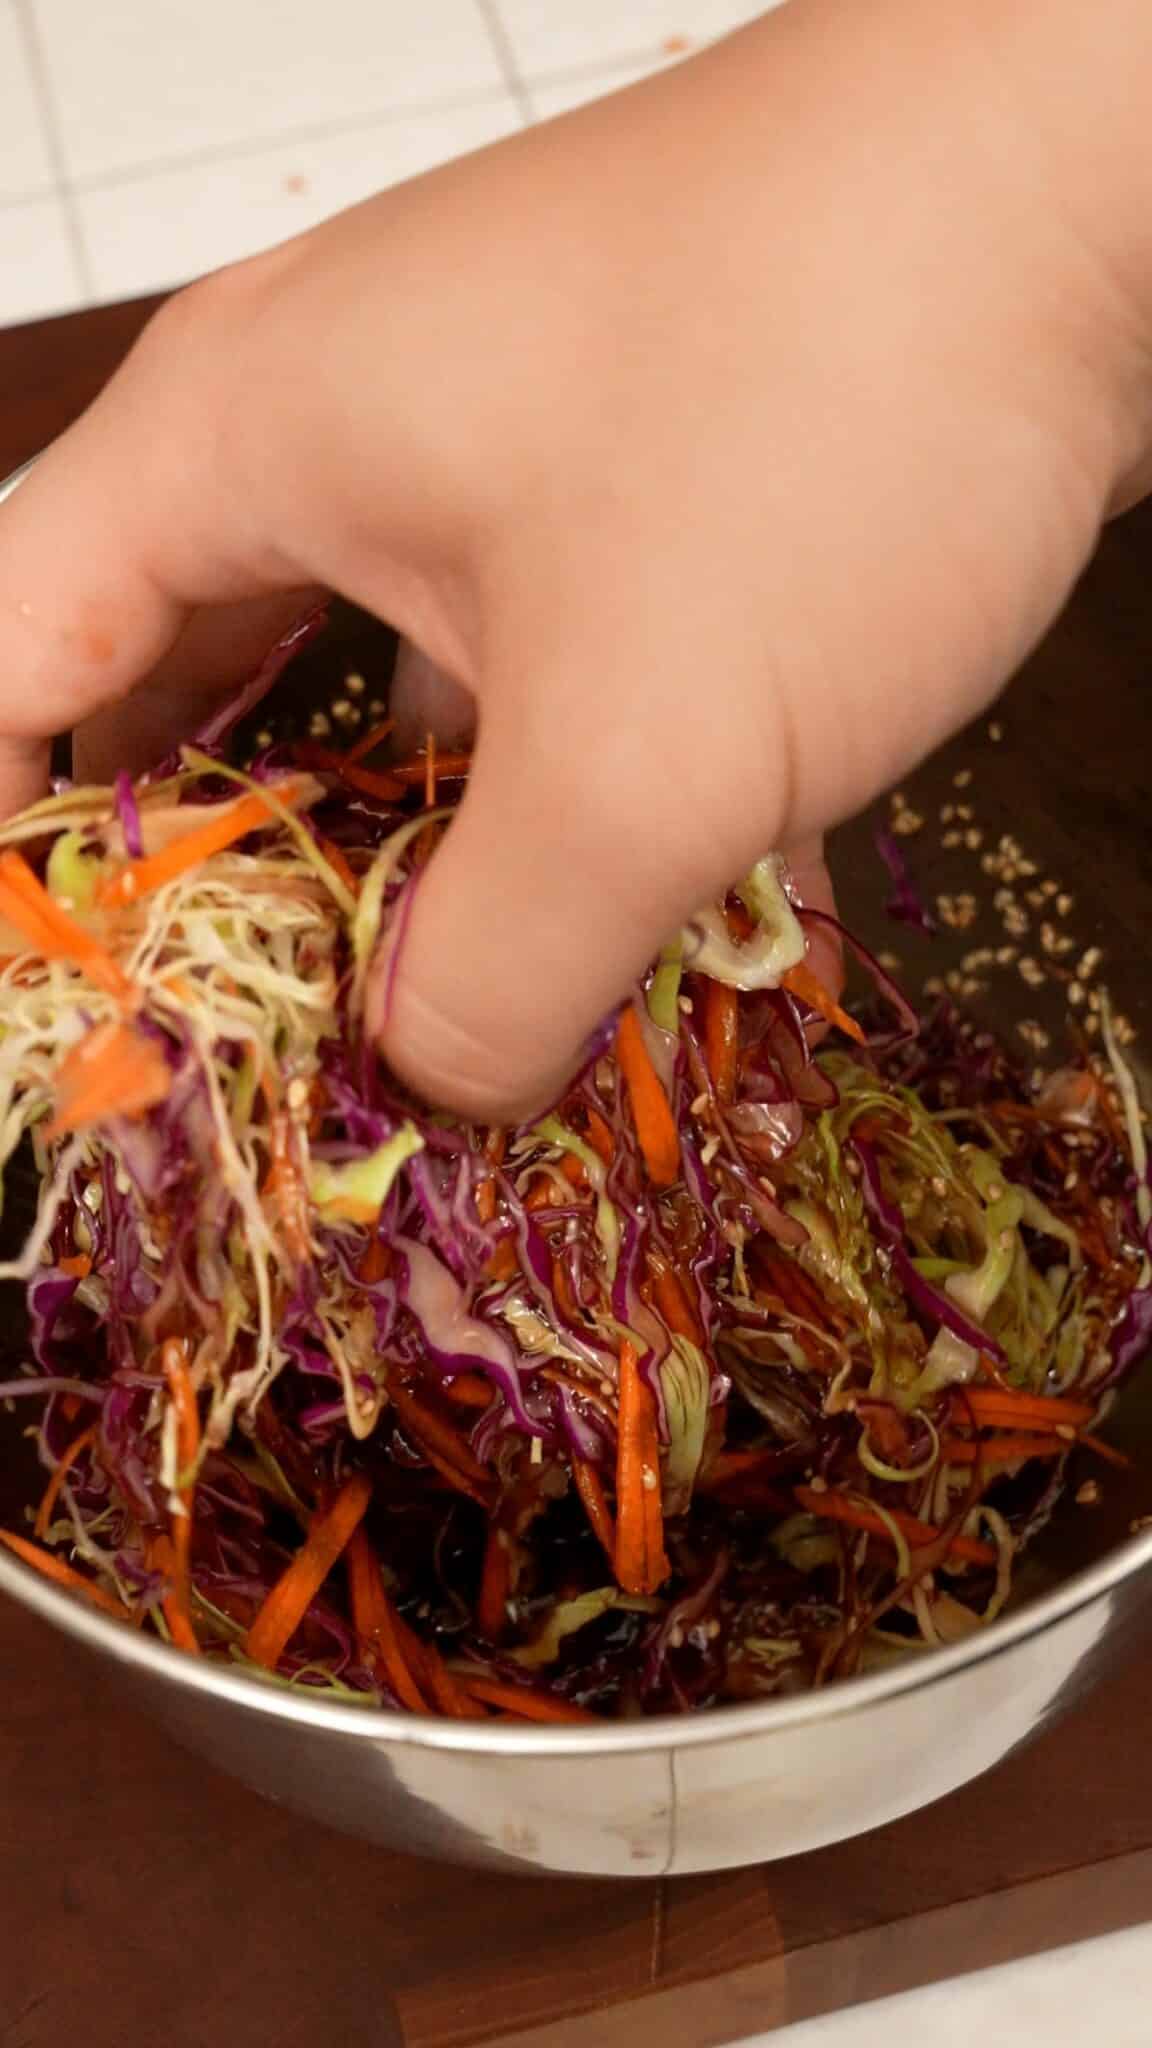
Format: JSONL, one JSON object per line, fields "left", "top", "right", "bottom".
{"left": 0, "top": 720, "right": 1145, "bottom": 1722}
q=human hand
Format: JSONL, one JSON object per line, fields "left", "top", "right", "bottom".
{"left": 1, "top": 0, "right": 1150, "bottom": 1118}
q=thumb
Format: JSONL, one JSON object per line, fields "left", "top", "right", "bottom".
{"left": 373, "top": 655, "right": 824, "bottom": 1122}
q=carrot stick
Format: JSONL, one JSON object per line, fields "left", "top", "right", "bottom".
{"left": 57, "top": 1253, "right": 91, "bottom": 1280}
{"left": 573, "top": 1459, "right": 616, "bottom": 1561}
{"left": 0, "top": 1528, "right": 136, "bottom": 1622}
{"left": 478, "top": 1525, "right": 512, "bottom": 1641}
{"left": 444, "top": 1373, "right": 496, "bottom": 1411}
{"left": 34, "top": 1422, "right": 98, "bottom": 1539}
{"left": 424, "top": 730, "right": 437, "bottom": 810}
{"left": 389, "top": 750, "right": 472, "bottom": 786}
{"left": 961, "top": 1389, "right": 1095, "bottom": 1430}
{"left": 581, "top": 1105, "right": 616, "bottom": 1166}
{"left": 616, "top": 1004, "right": 681, "bottom": 1188}
{"left": 940, "top": 1434, "right": 1065, "bottom": 1468}
{"left": 1077, "top": 1433, "right": 1132, "bottom": 1470}
{"left": 410, "top": 1634, "right": 485, "bottom": 1718}
{"left": 647, "top": 1249, "right": 703, "bottom": 1344}
{"left": 332, "top": 763, "right": 406, "bottom": 802}
{"left": 358, "top": 1236, "right": 392, "bottom": 1284}
{"left": 47, "top": 1019, "right": 172, "bottom": 1138}
{"left": 148, "top": 1530, "right": 201, "bottom": 1653}
{"left": 245, "top": 1471, "right": 373, "bottom": 1668}
{"left": 0, "top": 850, "right": 132, "bottom": 1000}
{"left": 793, "top": 1486, "right": 997, "bottom": 1568}
{"left": 387, "top": 1380, "right": 492, "bottom": 1495}
{"left": 462, "top": 1675, "right": 599, "bottom": 1724}
{"left": 98, "top": 779, "right": 309, "bottom": 908}
{"left": 163, "top": 1340, "right": 201, "bottom": 1632}
{"left": 703, "top": 980, "right": 741, "bottom": 1103}
{"left": 346, "top": 1529, "right": 428, "bottom": 1712}
{"left": 614, "top": 1339, "right": 670, "bottom": 1596}
{"left": 313, "top": 834, "right": 359, "bottom": 897}
{"left": 345, "top": 716, "right": 396, "bottom": 764}
{"left": 781, "top": 961, "right": 866, "bottom": 1046}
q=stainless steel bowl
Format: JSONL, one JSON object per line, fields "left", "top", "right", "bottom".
{"left": 2, "top": 454, "right": 1151, "bottom": 1876}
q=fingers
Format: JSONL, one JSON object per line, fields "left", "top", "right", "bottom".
{"left": 374, "top": 636, "right": 794, "bottom": 1122}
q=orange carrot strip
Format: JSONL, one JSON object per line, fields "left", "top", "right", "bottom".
{"left": 0, "top": 851, "right": 132, "bottom": 1000}
{"left": 245, "top": 1471, "right": 373, "bottom": 1669}
{"left": 358, "top": 1237, "right": 392, "bottom": 1284}
{"left": 573, "top": 1459, "right": 616, "bottom": 1562}
{"left": 0, "top": 1528, "right": 135, "bottom": 1621}
{"left": 781, "top": 961, "right": 866, "bottom": 1046}
{"left": 148, "top": 1530, "right": 201, "bottom": 1653}
{"left": 961, "top": 1388, "right": 1095, "bottom": 1430}
{"left": 34, "top": 1423, "right": 98, "bottom": 1539}
{"left": 345, "top": 716, "right": 396, "bottom": 765}
{"left": 57, "top": 1253, "right": 92, "bottom": 1280}
{"left": 793, "top": 1486, "right": 996, "bottom": 1568}
{"left": 97, "top": 779, "right": 308, "bottom": 908}
{"left": 940, "top": 1434, "right": 1065, "bottom": 1468}
{"left": 346, "top": 1530, "right": 428, "bottom": 1712}
{"left": 1077, "top": 1433, "right": 1132, "bottom": 1470}
{"left": 703, "top": 980, "right": 741, "bottom": 1103}
{"left": 390, "top": 750, "right": 472, "bottom": 786}
{"left": 647, "top": 1249, "right": 703, "bottom": 1344}
{"left": 444, "top": 1373, "right": 496, "bottom": 1411}
{"left": 47, "top": 1019, "right": 172, "bottom": 1139}
{"left": 478, "top": 1524, "right": 512, "bottom": 1642}
{"left": 163, "top": 1340, "right": 201, "bottom": 1631}
{"left": 387, "top": 1380, "right": 491, "bottom": 1492}
{"left": 462, "top": 1676, "right": 599, "bottom": 1724}
{"left": 614, "top": 1338, "right": 670, "bottom": 1596}
{"left": 313, "top": 833, "right": 359, "bottom": 897}
{"left": 424, "top": 729, "right": 437, "bottom": 810}
{"left": 582, "top": 1104, "right": 616, "bottom": 1166}
{"left": 616, "top": 1005, "right": 681, "bottom": 1189}
{"left": 334, "top": 763, "right": 406, "bottom": 802}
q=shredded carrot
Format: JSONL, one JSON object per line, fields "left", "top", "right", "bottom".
{"left": 148, "top": 1530, "right": 200, "bottom": 1652}
{"left": 614, "top": 1338, "right": 670, "bottom": 1595}
{"left": 793, "top": 1486, "right": 997, "bottom": 1567}
{"left": 703, "top": 980, "right": 741, "bottom": 1103}
{"left": 444, "top": 1372, "right": 495, "bottom": 1411}
{"left": 462, "top": 1675, "right": 599, "bottom": 1724}
{"left": 162, "top": 1340, "right": 201, "bottom": 1635}
{"left": 334, "top": 762, "right": 406, "bottom": 802}
{"left": 0, "top": 1527, "right": 135, "bottom": 1622}
{"left": 478, "top": 1524, "right": 513, "bottom": 1641}
{"left": 616, "top": 1004, "right": 681, "bottom": 1189}
{"left": 411, "top": 1635, "right": 485, "bottom": 1718}
{"left": 390, "top": 750, "right": 471, "bottom": 786}
{"left": 245, "top": 1471, "right": 373, "bottom": 1668}
{"left": 313, "top": 833, "right": 359, "bottom": 898}
{"left": 573, "top": 1459, "right": 616, "bottom": 1562}
{"left": 34, "top": 1422, "right": 98, "bottom": 1539}
{"left": 387, "top": 1380, "right": 492, "bottom": 1497}
{"left": 485, "top": 1239, "right": 520, "bottom": 1284}
{"left": 346, "top": 1529, "right": 428, "bottom": 1712}
{"left": 1077, "top": 1432, "right": 1132, "bottom": 1470}
{"left": 781, "top": 961, "right": 866, "bottom": 1045}
{"left": 97, "top": 779, "right": 309, "bottom": 909}
{"left": 263, "top": 1109, "right": 312, "bottom": 1262}
{"left": 57, "top": 1253, "right": 91, "bottom": 1280}
{"left": 424, "top": 729, "right": 437, "bottom": 810}
{"left": 345, "top": 716, "right": 396, "bottom": 765}
{"left": 699, "top": 1449, "right": 781, "bottom": 1491}
{"left": 961, "top": 1388, "right": 1094, "bottom": 1431}
{"left": 358, "top": 1236, "right": 392, "bottom": 1284}
{"left": 0, "top": 850, "right": 132, "bottom": 1000}
{"left": 47, "top": 1018, "right": 172, "bottom": 1139}
{"left": 647, "top": 1249, "right": 703, "bottom": 1344}
{"left": 940, "top": 1434, "right": 1065, "bottom": 1468}
{"left": 580, "top": 1104, "right": 616, "bottom": 1167}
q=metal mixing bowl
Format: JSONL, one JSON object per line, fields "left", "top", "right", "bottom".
{"left": 2, "top": 455, "right": 1151, "bottom": 1877}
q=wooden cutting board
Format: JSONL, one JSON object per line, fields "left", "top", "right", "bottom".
{"left": 3, "top": 296, "right": 1152, "bottom": 2048}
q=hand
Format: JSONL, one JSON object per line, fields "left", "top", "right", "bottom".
{"left": 1, "top": 0, "right": 1150, "bottom": 1119}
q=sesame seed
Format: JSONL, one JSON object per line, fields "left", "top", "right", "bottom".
{"left": 701, "top": 1136, "right": 721, "bottom": 1166}
{"left": 308, "top": 712, "right": 331, "bottom": 738}
{"left": 1041, "top": 880, "right": 1059, "bottom": 899}
{"left": 942, "top": 830, "right": 962, "bottom": 848}
{"left": 1130, "top": 1515, "right": 1152, "bottom": 1533}
{"left": 641, "top": 1466, "right": 658, "bottom": 1492}
{"left": 807, "top": 1475, "right": 828, "bottom": 1494}
{"left": 668, "top": 1624, "right": 685, "bottom": 1649}
{"left": 1056, "top": 893, "right": 1074, "bottom": 916}
{"left": 286, "top": 1077, "right": 310, "bottom": 1112}
{"left": 1018, "top": 957, "right": 1045, "bottom": 987}
{"left": 1114, "top": 1013, "right": 1136, "bottom": 1045}
{"left": 953, "top": 769, "right": 972, "bottom": 788}
{"left": 955, "top": 804, "right": 974, "bottom": 822}
{"left": 964, "top": 828, "right": 984, "bottom": 850}
{"left": 877, "top": 950, "right": 902, "bottom": 971}
{"left": 1017, "top": 1020, "right": 1050, "bottom": 1052}
{"left": 940, "top": 803, "right": 956, "bottom": 823}
{"left": 923, "top": 976, "right": 945, "bottom": 997}
{"left": 367, "top": 697, "right": 386, "bottom": 717}
{"left": 689, "top": 1092, "right": 710, "bottom": 1116}
{"left": 1078, "top": 947, "right": 1103, "bottom": 980}
{"left": 995, "top": 945, "right": 1019, "bottom": 965}
{"left": 931, "top": 1176, "right": 949, "bottom": 1198}
{"left": 330, "top": 697, "right": 351, "bottom": 718}
{"left": 1068, "top": 981, "right": 1086, "bottom": 1006}
{"left": 255, "top": 728, "right": 273, "bottom": 750}
{"left": 1055, "top": 1424, "right": 1077, "bottom": 1442}
{"left": 678, "top": 995, "right": 694, "bottom": 1015}
{"left": 988, "top": 721, "right": 1003, "bottom": 742}
{"left": 345, "top": 672, "right": 366, "bottom": 696}
{"left": 1064, "top": 1169, "right": 1079, "bottom": 1192}
{"left": 890, "top": 808, "right": 924, "bottom": 836}
{"left": 1076, "top": 1480, "right": 1100, "bottom": 1507}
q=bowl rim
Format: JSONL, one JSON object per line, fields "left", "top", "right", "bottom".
{"left": 2, "top": 449, "right": 1149, "bottom": 1754}
{"left": 3, "top": 1521, "right": 1151, "bottom": 1754}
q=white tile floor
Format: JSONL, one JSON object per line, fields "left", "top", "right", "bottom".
{"left": 0, "top": 0, "right": 767, "bottom": 326}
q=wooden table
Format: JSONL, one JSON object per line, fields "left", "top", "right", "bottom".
{"left": 3, "top": 297, "right": 1152, "bottom": 2048}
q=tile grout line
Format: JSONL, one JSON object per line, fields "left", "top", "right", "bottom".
{"left": 9, "top": 0, "right": 94, "bottom": 299}
{"left": 471, "top": 0, "right": 534, "bottom": 123}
